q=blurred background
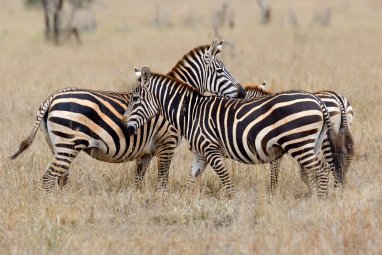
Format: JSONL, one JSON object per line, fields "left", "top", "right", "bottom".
{"left": 1, "top": 0, "right": 381, "bottom": 89}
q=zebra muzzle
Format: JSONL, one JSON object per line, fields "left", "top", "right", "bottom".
{"left": 125, "top": 125, "right": 137, "bottom": 136}
{"left": 194, "top": 169, "right": 202, "bottom": 177}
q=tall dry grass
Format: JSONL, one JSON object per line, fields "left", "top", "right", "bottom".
{"left": 0, "top": 0, "right": 381, "bottom": 254}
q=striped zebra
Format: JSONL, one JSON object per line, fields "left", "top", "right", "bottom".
{"left": 123, "top": 66, "right": 345, "bottom": 198}
{"left": 10, "top": 40, "right": 244, "bottom": 191}
{"left": 244, "top": 83, "right": 354, "bottom": 192}
{"left": 42, "top": 0, "right": 88, "bottom": 44}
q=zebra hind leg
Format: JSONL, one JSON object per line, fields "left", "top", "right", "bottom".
{"left": 298, "top": 155, "right": 329, "bottom": 199}
{"left": 320, "top": 138, "right": 343, "bottom": 188}
{"left": 134, "top": 156, "right": 152, "bottom": 189}
{"left": 186, "top": 153, "right": 208, "bottom": 193}
{"left": 42, "top": 149, "right": 79, "bottom": 192}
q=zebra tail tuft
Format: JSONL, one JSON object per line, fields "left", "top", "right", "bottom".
{"left": 9, "top": 133, "right": 36, "bottom": 160}
{"left": 8, "top": 87, "right": 68, "bottom": 160}
{"left": 327, "top": 127, "right": 347, "bottom": 185}
{"left": 340, "top": 126, "right": 355, "bottom": 166}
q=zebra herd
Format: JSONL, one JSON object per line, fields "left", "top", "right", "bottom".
{"left": 10, "top": 40, "right": 354, "bottom": 198}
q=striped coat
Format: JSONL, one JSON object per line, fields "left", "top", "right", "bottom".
{"left": 124, "top": 67, "right": 345, "bottom": 198}
{"left": 10, "top": 40, "right": 244, "bottom": 191}
{"left": 244, "top": 83, "right": 354, "bottom": 191}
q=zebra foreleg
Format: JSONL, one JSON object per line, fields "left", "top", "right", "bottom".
{"left": 156, "top": 150, "right": 175, "bottom": 191}
{"left": 206, "top": 153, "right": 234, "bottom": 197}
{"left": 270, "top": 158, "right": 281, "bottom": 195}
{"left": 134, "top": 156, "right": 152, "bottom": 189}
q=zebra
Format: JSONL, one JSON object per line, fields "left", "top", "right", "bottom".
{"left": 123, "top": 66, "right": 345, "bottom": 198}
{"left": 244, "top": 83, "right": 354, "bottom": 192}
{"left": 9, "top": 40, "right": 244, "bottom": 191}
{"left": 42, "top": 0, "right": 94, "bottom": 44}
{"left": 243, "top": 81, "right": 268, "bottom": 99}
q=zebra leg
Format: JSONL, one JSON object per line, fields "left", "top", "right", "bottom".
{"left": 134, "top": 156, "right": 152, "bottom": 189}
{"left": 299, "top": 166, "right": 310, "bottom": 186}
{"left": 53, "top": 0, "right": 63, "bottom": 45}
{"left": 156, "top": 150, "right": 176, "bottom": 191}
{"left": 154, "top": 132, "right": 180, "bottom": 191}
{"left": 42, "top": 149, "right": 79, "bottom": 191}
{"left": 297, "top": 153, "right": 320, "bottom": 194}
{"left": 315, "top": 160, "right": 330, "bottom": 199}
{"left": 186, "top": 153, "right": 208, "bottom": 191}
{"left": 270, "top": 158, "right": 281, "bottom": 195}
{"left": 43, "top": 10, "right": 51, "bottom": 40}
{"left": 298, "top": 155, "right": 329, "bottom": 198}
{"left": 206, "top": 153, "right": 234, "bottom": 197}
{"left": 320, "top": 138, "right": 342, "bottom": 187}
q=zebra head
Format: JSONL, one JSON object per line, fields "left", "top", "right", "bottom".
{"left": 169, "top": 39, "right": 245, "bottom": 98}
{"left": 123, "top": 67, "right": 159, "bottom": 135}
{"left": 244, "top": 81, "right": 271, "bottom": 99}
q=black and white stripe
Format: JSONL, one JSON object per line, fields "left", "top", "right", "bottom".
{"left": 10, "top": 40, "right": 244, "bottom": 191}
{"left": 244, "top": 84, "right": 354, "bottom": 191}
{"left": 314, "top": 90, "right": 354, "bottom": 175}
{"left": 124, "top": 67, "right": 343, "bottom": 198}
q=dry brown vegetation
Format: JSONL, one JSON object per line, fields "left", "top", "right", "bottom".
{"left": 1, "top": 0, "right": 382, "bottom": 254}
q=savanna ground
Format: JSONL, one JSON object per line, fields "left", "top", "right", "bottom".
{"left": 0, "top": 0, "right": 381, "bottom": 254}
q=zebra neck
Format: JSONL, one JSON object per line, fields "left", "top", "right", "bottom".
{"left": 167, "top": 67, "right": 203, "bottom": 93}
{"left": 158, "top": 86, "right": 198, "bottom": 138}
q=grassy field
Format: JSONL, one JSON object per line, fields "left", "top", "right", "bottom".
{"left": 1, "top": 0, "right": 381, "bottom": 254}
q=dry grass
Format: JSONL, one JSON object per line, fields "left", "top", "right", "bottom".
{"left": 1, "top": 0, "right": 382, "bottom": 254}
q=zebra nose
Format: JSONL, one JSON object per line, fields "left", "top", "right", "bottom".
{"left": 121, "top": 116, "right": 128, "bottom": 128}
{"left": 125, "top": 125, "right": 136, "bottom": 136}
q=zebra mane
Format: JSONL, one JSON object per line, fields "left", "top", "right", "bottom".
{"left": 150, "top": 72, "right": 203, "bottom": 95}
{"left": 244, "top": 83, "right": 272, "bottom": 94}
{"left": 168, "top": 44, "right": 210, "bottom": 75}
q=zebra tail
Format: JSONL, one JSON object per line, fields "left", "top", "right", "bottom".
{"left": 327, "top": 128, "right": 346, "bottom": 182}
{"left": 336, "top": 95, "right": 355, "bottom": 167}
{"left": 339, "top": 127, "right": 355, "bottom": 166}
{"left": 319, "top": 98, "right": 346, "bottom": 184}
{"left": 9, "top": 88, "right": 76, "bottom": 160}
{"left": 9, "top": 132, "right": 37, "bottom": 160}
{"left": 9, "top": 103, "right": 49, "bottom": 159}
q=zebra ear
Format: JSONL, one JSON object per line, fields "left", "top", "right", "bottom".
{"left": 207, "top": 39, "right": 219, "bottom": 59}
{"left": 140, "top": 66, "right": 151, "bottom": 87}
{"left": 216, "top": 39, "right": 223, "bottom": 54}
{"left": 134, "top": 67, "right": 141, "bottom": 80}
{"left": 260, "top": 80, "right": 267, "bottom": 89}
